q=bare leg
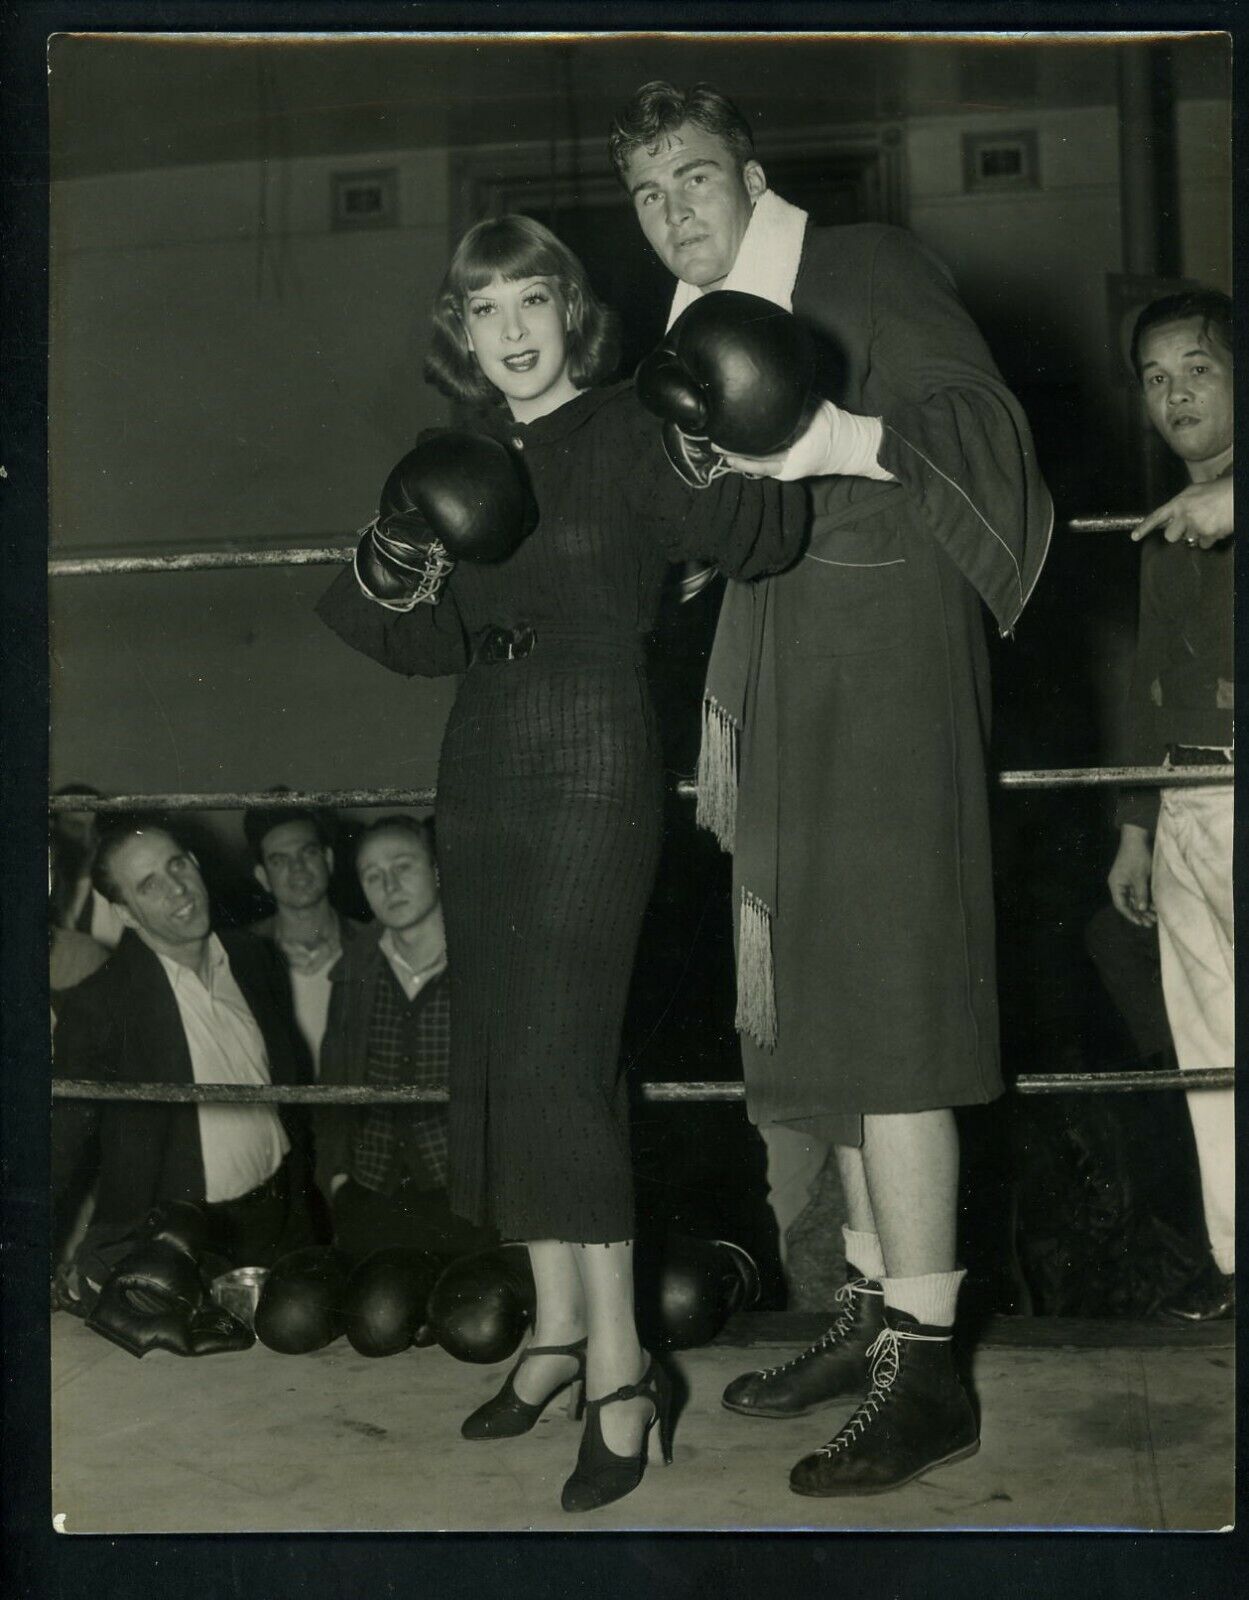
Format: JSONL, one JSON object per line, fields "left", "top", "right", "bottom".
{"left": 834, "top": 1143, "right": 878, "bottom": 1235}
{"left": 861, "top": 1108, "right": 959, "bottom": 1275}
{"left": 573, "top": 1241, "right": 653, "bottom": 1456}
{"left": 512, "top": 1239, "right": 586, "bottom": 1404}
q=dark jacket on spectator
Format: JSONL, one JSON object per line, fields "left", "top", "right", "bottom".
{"left": 52, "top": 928, "right": 310, "bottom": 1228}
{"left": 315, "top": 922, "right": 449, "bottom": 1193}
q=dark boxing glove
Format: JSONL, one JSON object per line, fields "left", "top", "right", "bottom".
{"left": 342, "top": 1248, "right": 443, "bottom": 1358}
{"left": 426, "top": 1245, "right": 535, "bottom": 1365}
{"left": 356, "top": 431, "right": 537, "bottom": 609}
{"left": 638, "top": 1233, "right": 762, "bottom": 1352}
{"left": 635, "top": 290, "right": 815, "bottom": 459}
{"left": 86, "top": 1239, "right": 210, "bottom": 1358}
{"left": 254, "top": 1246, "right": 348, "bottom": 1355}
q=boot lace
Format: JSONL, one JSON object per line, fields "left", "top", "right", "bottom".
{"left": 814, "top": 1325, "right": 948, "bottom": 1456}
{"left": 754, "top": 1279, "right": 871, "bottom": 1379}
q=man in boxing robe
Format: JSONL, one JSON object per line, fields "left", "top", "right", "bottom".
{"left": 611, "top": 80, "right": 1053, "bottom": 1495}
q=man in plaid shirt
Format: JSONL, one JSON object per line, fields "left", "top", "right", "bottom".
{"left": 316, "top": 815, "right": 495, "bottom": 1261}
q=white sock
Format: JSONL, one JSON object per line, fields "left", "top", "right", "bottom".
{"left": 882, "top": 1268, "right": 966, "bottom": 1329}
{"left": 842, "top": 1226, "right": 885, "bottom": 1282}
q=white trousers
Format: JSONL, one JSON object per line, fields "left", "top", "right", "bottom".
{"left": 1152, "top": 784, "right": 1235, "bottom": 1273}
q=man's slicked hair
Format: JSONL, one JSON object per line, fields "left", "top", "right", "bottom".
{"left": 1130, "top": 288, "right": 1233, "bottom": 380}
{"left": 608, "top": 81, "right": 757, "bottom": 186}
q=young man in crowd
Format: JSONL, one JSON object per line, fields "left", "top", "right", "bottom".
{"left": 1107, "top": 289, "right": 1234, "bottom": 1323}
{"left": 316, "top": 815, "right": 495, "bottom": 1262}
{"left": 244, "top": 797, "right": 360, "bottom": 1079}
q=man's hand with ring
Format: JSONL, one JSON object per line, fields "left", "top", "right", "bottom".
{"left": 1131, "top": 477, "right": 1233, "bottom": 548}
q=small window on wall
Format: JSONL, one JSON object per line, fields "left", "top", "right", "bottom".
{"left": 331, "top": 168, "right": 398, "bottom": 230}
{"left": 961, "top": 130, "right": 1039, "bottom": 193}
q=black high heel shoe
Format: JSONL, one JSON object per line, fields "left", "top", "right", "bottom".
{"left": 560, "top": 1355, "right": 675, "bottom": 1513}
{"left": 461, "top": 1337, "right": 587, "bottom": 1440}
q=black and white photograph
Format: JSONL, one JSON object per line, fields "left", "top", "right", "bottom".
{"left": 31, "top": 21, "right": 1234, "bottom": 1540}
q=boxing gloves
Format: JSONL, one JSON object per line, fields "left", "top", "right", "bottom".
{"left": 86, "top": 1238, "right": 254, "bottom": 1359}
{"left": 636, "top": 1233, "right": 762, "bottom": 1352}
{"left": 254, "top": 1247, "right": 349, "bottom": 1355}
{"left": 341, "top": 1248, "right": 443, "bottom": 1358}
{"left": 356, "top": 432, "right": 537, "bottom": 611}
{"left": 635, "top": 291, "right": 815, "bottom": 477}
{"left": 426, "top": 1245, "right": 536, "bottom": 1365}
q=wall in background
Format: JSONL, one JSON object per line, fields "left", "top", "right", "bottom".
{"left": 49, "top": 88, "right": 1230, "bottom": 859}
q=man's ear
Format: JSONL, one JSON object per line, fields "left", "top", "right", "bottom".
{"left": 113, "top": 901, "right": 139, "bottom": 935}
{"left": 744, "top": 160, "right": 768, "bottom": 205}
{"left": 324, "top": 846, "right": 335, "bottom": 877}
{"left": 254, "top": 862, "right": 272, "bottom": 896}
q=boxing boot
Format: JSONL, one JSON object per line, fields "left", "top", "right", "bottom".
{"left": 722, "top": 1271, "right": 885, "bottom": 1418}
{"left": 789, "top": 1307, "right": 978, "bottom": 1497}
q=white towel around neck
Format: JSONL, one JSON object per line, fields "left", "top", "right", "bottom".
{"left": 665, "top": 189, "right": 810, "bottom": 330}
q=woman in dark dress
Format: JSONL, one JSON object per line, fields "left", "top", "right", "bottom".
{"left": 317, "top": 216, "right": 805, "bottom": 1511}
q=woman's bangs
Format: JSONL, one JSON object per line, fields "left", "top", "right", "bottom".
{"left": 454, "top": 224, "right": 563, "bottom": 297}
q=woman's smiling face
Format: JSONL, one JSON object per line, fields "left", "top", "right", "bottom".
{"left": 462, "top": 274, "right": 579, "bottom": 421}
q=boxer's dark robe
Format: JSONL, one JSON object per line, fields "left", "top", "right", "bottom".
{"left": 722, "top": 224, "right": 1053, "bottom": 1140}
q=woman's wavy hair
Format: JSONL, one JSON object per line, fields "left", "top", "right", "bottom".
{"left": 424, "top": 215, "right": 620, "bottom": 405}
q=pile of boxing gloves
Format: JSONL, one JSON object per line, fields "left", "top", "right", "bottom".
{"left": 255, "top": 1232, "right": 761, "bottom": 1362}
{"left": 78, "top": 1202, "right": 761, "bottom": 1365}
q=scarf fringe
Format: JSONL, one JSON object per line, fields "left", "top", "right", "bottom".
{"left": 735, "top": 888, "right": 778, "bottom": 1051}
{"left": 695, "top": 694, "right": 739, "bottom": 853}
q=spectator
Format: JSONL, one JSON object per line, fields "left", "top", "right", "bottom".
{"left": 316, "top": 815, "right": 496, "bottom": 1263}
{"left": 243, "top": 796, "right": 361, "bottom": 1078}
{"left": 52, "top": 816, "right": 318, "bottom": 1310}
{"left": 49, "top": 783, "right": 124, "bottom": 951}
{"left": 1107, "top": 289, "right": 1234, "bottom": 1322}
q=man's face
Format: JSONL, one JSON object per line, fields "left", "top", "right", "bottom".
{"left": 623, "top": 121, "right": 765, "bottom": 289}
{"left": 110, "top": 830, "right": 211, "bottom": 956}
{"left": 1138, "top": 317, "right": 1234, "bottom": 474}
{"left": 357, "top": 828, "right": 439, "bottom": 933}
{"left": 256, "top": 819, "right": 332, "bottom": 913}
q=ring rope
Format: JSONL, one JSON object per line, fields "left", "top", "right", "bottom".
{"left": 51, "top": 1068, "right": 1234, "bottom": 1103}
{"left": 45, "top": 762, "right": 1233, "bottom": 815}
{"left": 46, "top": 516, "right": 1145, "bottom": 579}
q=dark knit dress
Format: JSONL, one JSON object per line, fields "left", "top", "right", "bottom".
{"left": 317, "top": 383, "right": 805, "bottom": 1241}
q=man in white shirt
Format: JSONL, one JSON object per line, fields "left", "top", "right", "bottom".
{"left": 52, "top": 818, "right": 319, "bottom": 1308}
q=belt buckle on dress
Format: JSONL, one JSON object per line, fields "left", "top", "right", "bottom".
{"left": 503, "top": 625, "right": 535, "bottom": 661}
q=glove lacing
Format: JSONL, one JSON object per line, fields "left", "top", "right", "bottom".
{"left": 359, "top": 518, "right": 455, "bottom": 609}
